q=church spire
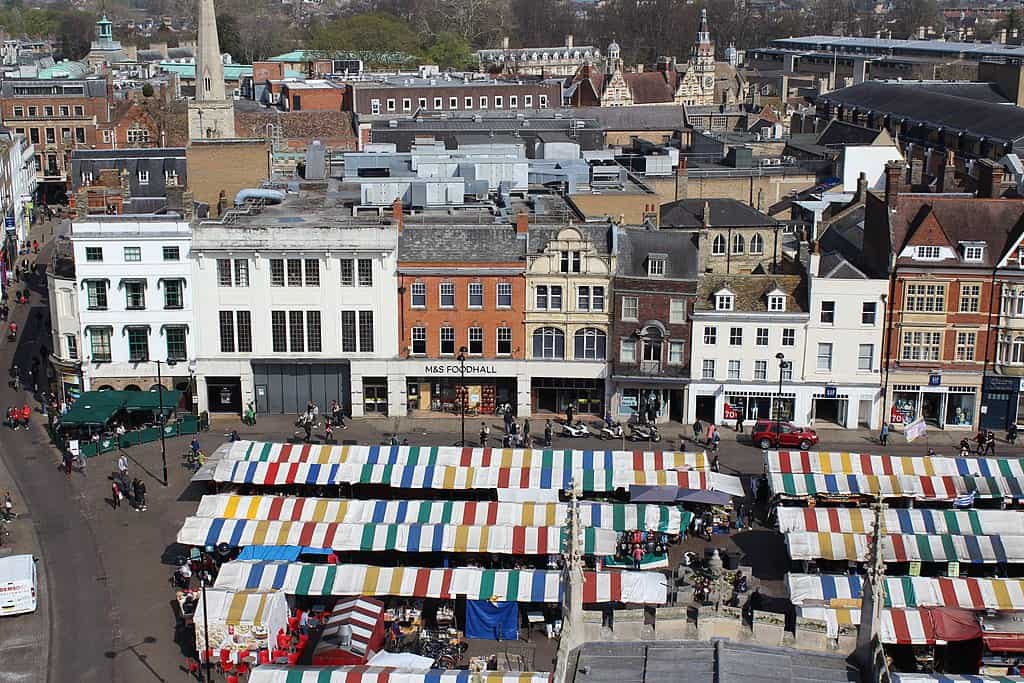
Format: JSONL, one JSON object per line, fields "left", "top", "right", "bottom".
{"left": 697, "top": 8, "right": 711, "bottom": 45}
{"left": 197, "top": 0, "right": 226, "bottom": 101}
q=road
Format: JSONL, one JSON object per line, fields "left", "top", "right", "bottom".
{"left": 0, "top": 222, "right": 115, "bottom": 683}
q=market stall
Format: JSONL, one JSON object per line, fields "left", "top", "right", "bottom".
{"left": 779, "top": 508, "right": 1024, "bottom": 537}
{"left": 214, "top": 561, "right": 667, "bottom": 605}
{"left": 785, "top": 531, "right": 1024, "bottom": 563}
{"left": 767, "top": 451, "right": 1024, "bottom": 479}
{"left": 797, "top": 606, "right": 982, "bottom": 644}
{"left": 192, "top": 588, "right": 289, "bottom": 664}
{"left": 219, "top": 440, "right": 709, "bottom": 471}
{"left": 248, "top": 665, "right": 552, "bottom": 683}
{"left": 194, "top": 495, "right": 694, "bottom": 534}
{"left": 312, "top": 597, "right": 386, "bottom": 666}
{"left": 177, "top": 517, "right": 618, "bottom": 556}
{"left": 771, "top": 473, "right": 1022, "bottom": 501}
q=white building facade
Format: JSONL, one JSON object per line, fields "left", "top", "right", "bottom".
{"left": 72, "top": 215, "right": 196, "bottom": 394}
{"left": 190, "top": 221, "right": 399, "bottom": 416}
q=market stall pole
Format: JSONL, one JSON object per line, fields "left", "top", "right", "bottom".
{"left": 775, "top": 353, "right": 786, "bottom": 440}
{"left": 457, "top": 347, "right": 467, "bottom": 446}
{"left": 155, "top": 360, "right": 168, "bottom": 487}
{"left": 200, "top": 553, "right": 212, "bottom": 683}
{"left": 554, "top": 481, "right": 584, "bottom": 682}
{"left": 855, "top": 502, "right": 886, "bottom": 680}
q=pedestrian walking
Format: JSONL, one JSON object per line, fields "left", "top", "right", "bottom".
{"left": 565, "top": 403, "right": 575, "bottom": 425}
{"left": 544, "top": 420, "right": 553, "bottom": 447}
{"left": 984, "top": 431, "right": 997, "bottom": 456}
{"left": 735, "top": 414, "right": 744, "bottom": 434}
{"left": 711, "top": 453, "right": 720, "bottom": 472}
{"left": 111, "top": 481, "right": 121, "bottom": 509}
{"left": 479, "top": 422, "right": 489, "bottom": 447}
{"left": 303, "top": 418, "right": 312, "bottom": 443}
{"left": 62, "top": 451, "right": 72, "bottom": 476}
{"left": 244, "top": 401, "right": 256, "bottom": 426}
{"left": 632, "top": 544, "right": 643, "bottom": 570}
{"left": 522, "top": 418, "right": 530, "bottom": 446}
{"left": 132, "top": 478, "right": 147, "bottom": 511}
{"left": 879, "top": 422, "right": 889, "bottom": 447}
{"left": 503, "top": 409, "right": 513, "bottom": 433}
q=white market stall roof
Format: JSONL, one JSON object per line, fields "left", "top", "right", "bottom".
{"left": 767, "top": 451, "right": 1024, "bottom": 478}
{"left": 770, "top": 473, "right": 1021, "bottom": 500}
{"left": 785, "top": 531, "right": 1024, "bottom": 563}
{"left": 778, "top": 507, "right": 1023, "bottom": 536}
{"left": 214, "top": 561, "right": 667, "bottom": 605}
{"left": 787, "top": 573, "right": 1024, "bottom": 611}
{"left": 248, "top": 665, "right": 551, "bottom": 683}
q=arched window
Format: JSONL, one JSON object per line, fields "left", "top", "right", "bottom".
{"left": 750, "top": 233, "right": 764, "bottom": 255}
{"left": 1013, "top": 336, "right": 1024, "bottom": 364}
{"left": 574, "top": 328, "right": 606, "bottom": 360}
{"left": 642, "top": 327, "right": 664, "bottom": 362}
{"left": 732, "top": 233, "right": 745, "bottom": 254}
{"left": 532, "top": 327, "right": 565, "bottom": 359}
{"left": 712, "top": 235, "right": 726, "bottom": 255}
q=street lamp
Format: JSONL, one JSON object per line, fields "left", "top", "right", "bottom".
{"left": 775, "top": 352, "right": 786, "bottom": 444}
{"left": 457, "top": 347, "right": 468, "bottom": 446}
{"left": 198, "top": 551, "right": 212, "bottom": 683}
{"left": 154, "top": 359, "right": 171, "bottom": 486}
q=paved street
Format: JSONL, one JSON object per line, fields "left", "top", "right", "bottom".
{"left": 0, "top": 218, "right": 1013, "bottom": 681}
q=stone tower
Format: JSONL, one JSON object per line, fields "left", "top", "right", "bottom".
{"left": 188, "top": 0, "right": 235, "bottom": 140}
{"left": 692, "top": 9, "right": 716, "bottom": 95}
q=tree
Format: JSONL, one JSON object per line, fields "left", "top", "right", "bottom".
{"left": 423, "top": 32, "right": 472, "bottom": 68}
{"left": 141, "top": 82, "right": 154, "bottom": 97}
{"left": 510, "top": 0, "right": 574, "bottom": 48}
{"left": 55, "top": 10, "right": 94, "bottom": 61}
{"left": 216, "top": 12, "right": 242, "bottom": 62}
{"left": 310, "top": 13, "right": 419, "bottom": 53}
{"left": 890, "top": 0, "right": 940, "bottom": 38}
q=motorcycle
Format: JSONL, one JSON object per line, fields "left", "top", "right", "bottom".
{"left": 628, "top": 423, "right": 662, "bottom": 442}
{"left": 599, "top": 422, "right": 624, "bottom": 440}
{"left": 561, "top": 420, "right": 589, "bottom": 438}
{"left": 6, "top": 323, "right": 15, "bottom": 341}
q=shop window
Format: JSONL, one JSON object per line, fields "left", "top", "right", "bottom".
{"left": 411, "top": 327, "right": 427, "bottom": 355}
{"left": 440, "top": 327, "right": 455, "bottom": 355}
{"left": 468, "top": 327, "right": 484, "bottom": 355}
{"left": 947, "top": 391, "right": 975, "bottom": 427}
{"left": 574, "top": 328, "right": 606, "bottom": 360}
{"left": 533, "top": 327, "right": 565, "bottom": 359}
{"left": 497, "top": 327, "right": 512, "bottom": 355}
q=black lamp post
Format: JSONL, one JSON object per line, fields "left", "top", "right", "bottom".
{"left": 198, "top": 551, "right": 212, "bottom": 683}
{"left": 155, "top": 359, "right": 169, "bottom": 486}
{"left": 457, "top": 346, "right": 468, "bottom": 446}
{"left": 775, "top": 352, "right": 786, "bottom": 443}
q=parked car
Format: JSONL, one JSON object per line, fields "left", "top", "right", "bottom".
{"left": 751, "top": 420, "right": 818, "bottom": 450}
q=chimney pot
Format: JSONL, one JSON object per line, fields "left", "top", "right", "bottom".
{"left": 515, "top": 212, "right": 529, "bottom": 234}
{"left": 392, "top": 198, "right": 403, "bottom": 232}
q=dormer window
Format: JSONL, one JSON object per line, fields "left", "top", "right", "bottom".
{"left": 714, "top": 288, "right": 734, "bottom": 311}
{"left": 768, "top": 294, "right": 785, "bottom": 311}
{"left": 961, "top": 243, "right": 984, "bottom": 262}
{"left": 647, "top": 253, "right": 667, "bottom": 277}
{"left": 916, "top": 245, "right": 941, "bottom": 260}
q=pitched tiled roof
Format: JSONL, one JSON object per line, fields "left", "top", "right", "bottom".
{"left": 616, "top": 226, "right": 700, "bottom": 279}
{"left": 234, "top": 111, "right": 357, "bottom": 148}
{"left": 399, "top": 226, "right": 527, "bottom": 263}
{"left": 694, "top": 273, "right": 807, "bottom": 312}
{"left": 622, "top": 71, "right": 675, "bottom": 104}
{"left": 890, "top": 195, "right": 1024, "bottom": 267}
{"left": 660, "top": 198, "right": 779, "bottom": 229}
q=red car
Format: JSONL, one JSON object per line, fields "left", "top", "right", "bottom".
{"left": 752, "top": 420, "right": 818, "bottom": 450}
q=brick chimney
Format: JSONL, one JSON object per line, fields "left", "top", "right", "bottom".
{"left": 884, "top": 161, "right": 906, "bottom": 206}
{"left": 392, "top": 198, "right": 403, "bottom": 233}
{"left": 515, "top": 211, "right": 529, "bottom": 234}
{"left": 976, "top": 159, "right": 1004, "bottom": 199}
{"left": 938, "top": 150, "right": 957, "bottom": 193}
{"left": 166, "top": 185, "right": 194, "bottom": 220}
{"left": 854, "top": 171, "right": 868, "bottom": 202}
{"left": 97, "top": 168, "right": 120, "bottom": 189}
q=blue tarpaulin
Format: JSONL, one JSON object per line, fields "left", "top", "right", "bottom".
{"left": 236, "top": 545, "right": 302, "bottom": 561}
{"left": 465, "top": 600, "right": 518, "bottom": 640}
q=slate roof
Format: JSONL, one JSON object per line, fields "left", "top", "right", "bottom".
{"left": 571, "top": 105, "right": 686, "bottom": 131}
{"left": 398, "top": 225, "right": 527, "bottom": 263}
{"left": 694, "top": 273, "right": 807, "bottom": 312}
{"left": 818, "top": 81, "right": 1024, "bottom": 144}
{"left": 889, "top": 195, "right": 1024, "bottom": 267}
{"left": 70, "top": 148, "right": 187, "bottom": 197}
{"left": 660, "top": 198, "right": 779, "bottom": 229}
{"left": 568, "top": 640, "right": 858, "bottom": 683}
{"left": 616, "top": 226, "right": 700, "bottom": 279}
{"left": 815, "top": 120, "right": 888, "bottom": 147}
{"left": 529, "top": 223, "right": 613, "bottom": 255}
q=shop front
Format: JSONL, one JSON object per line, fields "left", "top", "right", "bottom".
{"left": 405, "top": 376, "right": 518, "bottom": 416}
{"left": 531, "top": 377, "right": 605, "bottom": 416}
{"left": 981, "top": 375, "right": 1022, "bottom": 430}
{"left": 609, "top": 377, "right": 688, "bottom": 425}
{"left": 686, "top": 382, "right": 796, "bottom": 426}
{"left": 889, "top": 379, "right": 979, "bottom": 430}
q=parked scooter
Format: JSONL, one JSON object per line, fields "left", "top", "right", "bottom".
{"left": 628, "top": 422, "right": 662, "bottom": 442}
{"left": 561, "top": 420, "right": 589, "bottom": 438}
{"left": 599, "top": 422, "right": 624, "bottom": 440}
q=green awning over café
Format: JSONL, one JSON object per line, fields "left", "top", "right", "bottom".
{"left": 61, "top": 390, "right": 182, "bottom": 427}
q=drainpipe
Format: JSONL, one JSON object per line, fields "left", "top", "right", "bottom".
{"left": 981, "top": 263, "right": 1000, "bottom": 428}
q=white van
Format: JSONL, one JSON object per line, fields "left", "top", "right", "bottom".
{"left": 0, "top": 555, "right": 37, "bottom": 615}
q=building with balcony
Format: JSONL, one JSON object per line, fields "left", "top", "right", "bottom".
{"left": 524, "top": 221, "right": 614, "bottom": 417}
{"left": 477, "top": 35, "right": 599, "bottom": 77}
{"left": 610, "top": 225, "right": 700, "bottom": 423}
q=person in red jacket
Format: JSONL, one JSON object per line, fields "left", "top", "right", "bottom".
{"left": 19, "top": 404, "right": 30, "bottom": 428}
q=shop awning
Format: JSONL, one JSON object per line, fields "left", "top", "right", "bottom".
{"left": 177, "top": 517, "right": 617, "bottom": 555}
{"left": 60, "top": 389, "right": 183, "bottom": 426}
{"left": 788, "top": 574, "right": 1024, "bottom": 610}
{"left": 248, "top": 665, "right": 552, "bottom": 683}
{"left": 798, "top": 606, "right": 980, "bottom": 643}
{"left": 779, "top": 507, "right": 1024, "bottom": 536}
{"left": 984, "top": 634, "right": 1024, "bottom": 653}
{"left": 786, "top": 531, "right": 1024, "bottom": 563}
{"left": 213, "top": 460, "right": 742, "bottom": 494}
{"left": 771, "top": 473, "right": 1021, "bottom": 500}
{"left": 214, "top": 561, "right": 667, "bottom": 605}
{"left": 194, "top": 494, "right": 693, "bottom": 534}
{"left": 767, "top": 450, "right": 1024, "bottom": 479}
{"left": 225, "top": 440, "right": 710, "bottom": 470}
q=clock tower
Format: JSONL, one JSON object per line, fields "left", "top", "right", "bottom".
{"left": 692, "top": 8, "right": 715, "bottom": 95}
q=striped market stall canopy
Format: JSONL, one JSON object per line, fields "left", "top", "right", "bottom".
{"left": 785, "top": 531, "right": 1024, "bottom": 563}
{"left": 797, "top": 607, "right": 951, "bottom": 643}
{"left": 778, "top": 507, "right": 1023, "bottom": 536}
{"left": 248, "top": 665, "right": 551, "bottom": 683}
{"left": 213, "top": 460, "right": 743, "bottom": 495}
{"left": 177, "top": 517, "right": 618, "bottom": 556}
{"left": 770, "top": 473, "right": 1022, "bottom": 500}
{"left": 195, "top": 495, "right": 694, "bottom": 533}
{"left": 194, "top": 588, "right": 289, "bottom": 664}
{"left": 787, "top": 574, "right": 1024, "bottom": 610}
{"left": 767, "top": 451, "right": 1024, "bottom": 478}
{"left": 214, "top": 561, "right": 667, "bottom": 605}
{"left": 223, "top": 441, "right": 707, "bottom": 471}
{"left": 892, "top": 676, "right": 1024, "bottom": 683}
{"left": 317, "top": 597, "right": 384, "bottom": 659}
